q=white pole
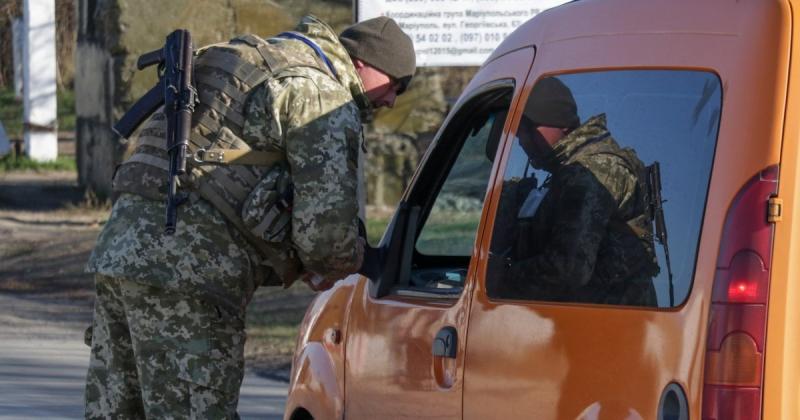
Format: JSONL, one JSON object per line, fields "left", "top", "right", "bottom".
{"left": 22, "top": 0, "right": 58, "bottom": 162}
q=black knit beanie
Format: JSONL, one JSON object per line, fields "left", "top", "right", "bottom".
{"left": 339, "top": 17, "right": 416, "bottom": 94}
{"left": 525, "top": 77, "right": 580, "bottom": 129}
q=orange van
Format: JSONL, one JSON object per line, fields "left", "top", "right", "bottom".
{"left": 284, "top": 0, "right": 800, "bottom": 418}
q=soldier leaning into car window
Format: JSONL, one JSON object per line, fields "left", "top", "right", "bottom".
{"left": 504, "top": 77, "right": 659, "bottom": 307}
{"left": 83, "top": 15, "right": 415, "bottom": 419}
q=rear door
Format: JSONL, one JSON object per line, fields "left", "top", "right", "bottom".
{"left": 463, "top": 69, "right": 723, "bottom": 419}
{"left": 343, "top": 47, "right": 534, "bottom": 419}
{"left": 456, "top": 1, "right": 793, "bottom": 419}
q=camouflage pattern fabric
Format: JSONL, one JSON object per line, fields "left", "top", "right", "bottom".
{"left": 246, "top": 15, "right": 370, "bottom": 280}
{"left": 85, "top": 15, "right": 370, "bottom": 417}
{"left": 506, "top": 114, "right": 659, "bottom": 306}
{"left": 86, "top": 193, "right": 257, "bottom": 314}
{"left": 85, "top": 274, "right": 245, "bottom": 420}
{"left": 87, "top": 15, "right": 369, "bottom": 306}
{"left": 241, "top": 44, "right": 366, "bottom": 281}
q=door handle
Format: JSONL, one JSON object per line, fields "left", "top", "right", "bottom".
{"left": 432, "top": 326, "right": 457, "bottom": 358}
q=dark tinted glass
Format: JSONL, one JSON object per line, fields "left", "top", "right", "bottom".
{"left": 487, "top": 70, "right": 721, "bottom": 308}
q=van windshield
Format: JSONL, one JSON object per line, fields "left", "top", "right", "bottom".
{"left": 487, "top": 70, "right": 722, "bottom": 308}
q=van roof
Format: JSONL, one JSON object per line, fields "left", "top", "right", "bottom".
{"left": 485, "top": 0, "right": 777, "bottom": 65}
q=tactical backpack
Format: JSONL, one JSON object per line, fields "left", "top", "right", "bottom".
{"left": 112, "top": 32, "right": 337, "bottom": 286}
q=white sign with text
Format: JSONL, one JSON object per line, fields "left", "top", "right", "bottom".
{"left": 357, "top": 0, "right": 570, "bottom": 67}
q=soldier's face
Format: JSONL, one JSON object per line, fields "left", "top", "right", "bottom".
{"left": 353, "top": 59, "right": 401, "bottom": 109}
{"left": 518, "top": 122, "right": 567, "bottom": 168}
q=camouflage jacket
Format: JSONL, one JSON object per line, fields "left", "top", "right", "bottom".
{"left": 509, "top": 114, "right": 659, "bottom": 306}
{"left": 87, "top": 16, "right": 369, "bottom": 313}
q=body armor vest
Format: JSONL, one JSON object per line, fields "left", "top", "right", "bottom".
{"left": 112, "top": 34, "right": 334, "bottom": 286}
{"left": 597, "top": 146, "right": 661, "bottom": 279}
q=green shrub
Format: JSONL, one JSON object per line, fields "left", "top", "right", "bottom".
{"left": 0, "top": 88, "right": 76, "bottom": 137}
{"left": 0, "top": 154, "right": 77, "bottom": 171}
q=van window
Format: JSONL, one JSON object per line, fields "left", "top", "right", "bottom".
{"left": 415, "top": 113, "right": 498, "bottom": 256}
{"left": 486, "top": 70, "right": 721, "bottom": 308}
{"left": 396, "top": 86, "right": 512, "bottom": 295}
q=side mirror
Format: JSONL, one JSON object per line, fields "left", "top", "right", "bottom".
{"left": 368, "top": 202, "right": 420, "bottom": 298}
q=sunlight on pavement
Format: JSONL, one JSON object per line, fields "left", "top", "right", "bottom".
{"left": 0, "top": 338, "right": 287, "bottom": 419}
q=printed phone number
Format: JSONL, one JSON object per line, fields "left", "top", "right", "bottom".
{"left": 415, "top": 32, "right": 508, "bottom": 43}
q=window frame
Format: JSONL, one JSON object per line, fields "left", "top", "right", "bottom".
{"left": 368, "top": 79, "right": 516, "bottom": 300}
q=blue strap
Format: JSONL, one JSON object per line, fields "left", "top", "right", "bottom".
{"left": 277, "top": 32, "right": 339, "bottom": 80}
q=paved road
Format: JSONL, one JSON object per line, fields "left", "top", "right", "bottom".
{"left": 0, "top": 295, "right": 288, "bottom": 419}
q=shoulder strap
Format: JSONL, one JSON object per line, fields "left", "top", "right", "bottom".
{"left": 232, "top": 34, "right": 282, "bottom": 72}
{"left": 277, "top": 32, "right": 339, "bottom": 80}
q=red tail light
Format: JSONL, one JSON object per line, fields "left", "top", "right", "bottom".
{"left": 702, "top": 165, "right": 778, "bottom": 420}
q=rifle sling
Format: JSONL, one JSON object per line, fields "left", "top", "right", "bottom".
{"left": 137, "top": 129, "right": 281, "bottom": 167}
{"left": 195, "top": 148, "right": 283, "bottom": 166}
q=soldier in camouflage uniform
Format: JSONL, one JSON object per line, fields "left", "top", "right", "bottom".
{"left": 505, "top": 77, "right": 659, "bottom": 306}
{"left": 84, "top": 15, "right": 415, "bottom": 419}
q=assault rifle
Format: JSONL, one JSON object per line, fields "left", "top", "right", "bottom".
{"left": 647, "top": 162, "right": 675, "bottom": 306}
{"left": 112, "top": 30, "right": 197, "bottom": 235}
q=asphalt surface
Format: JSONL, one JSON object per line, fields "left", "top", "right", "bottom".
{"left": 0, "top": 293, "right": 288, "bottom": 420}
{"left": 0, "top": 171, "right": 289, "bottom": 418}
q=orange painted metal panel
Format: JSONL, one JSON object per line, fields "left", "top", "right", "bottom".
{"left": 284, "top": 276, "right": 360, "bottom": 420}
{"left": 285, "top": 0, "right": 800, "bottom": 418}
{"left": 464, "top": 0, "right": 790, "bottom": 418}
{"left": 342, "top": 47, "right": 535, "bottom": 419}
{"left": 764, "top": 1, "right": 800, "bottom": 418}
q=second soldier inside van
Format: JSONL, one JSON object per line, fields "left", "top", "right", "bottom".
{"left": 501, "top": 76, "right": 660, "bottom": 306}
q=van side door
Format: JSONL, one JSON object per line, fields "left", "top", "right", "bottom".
{"left": 343, "top": 47, "right": 535, "bottom": 419}
{"left": 463, "top": 69, "right": 723, "bottom": 419}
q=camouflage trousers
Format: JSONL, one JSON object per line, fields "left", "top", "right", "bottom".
{"left": 85, "top": 274, "right": 246, "bottom": 419}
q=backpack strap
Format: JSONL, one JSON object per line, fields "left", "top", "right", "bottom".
{"left": 232, "top": 34, "right": 283, "bottom": 73}
{"left": 277, "top": 31, "right": 339, "bottom": 80}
